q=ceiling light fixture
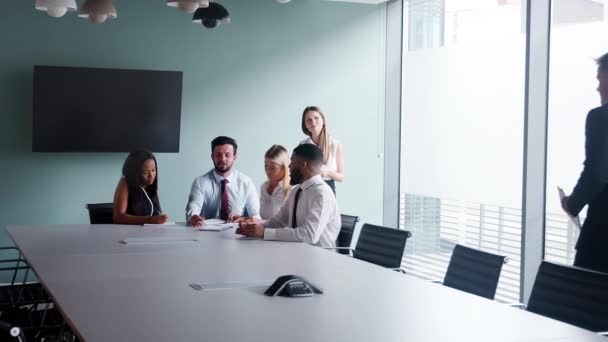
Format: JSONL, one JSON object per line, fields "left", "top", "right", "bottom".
{"left": 78, "top": 0, "right": 117, "bottom": 24}
{"left": 274, "top": 0, "right": 291, "bottom": 3}
{"left": 192, "top": 2, "right": 230, "bottom": 29}
{"left": 35, "top": 0, "right": 77, "bottom": 18}
{"left": 166, "top": 0, "right": 209, "bottom": 13}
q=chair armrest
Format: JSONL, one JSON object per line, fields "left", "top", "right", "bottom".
{"left": 597, "top": 331, "right": 608, "bottom": 336}
{"left": 323, "top": 247, "right": 354, "bottom": 251}
{"left": 323, "top": 247, "right": 354, "bottom": 256}
{"left": 504, "top": 302, "right": 527, "bottom": 309}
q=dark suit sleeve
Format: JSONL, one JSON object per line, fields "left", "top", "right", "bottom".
{"left": 567, "top": 107, "right": 608, "bottom": 216}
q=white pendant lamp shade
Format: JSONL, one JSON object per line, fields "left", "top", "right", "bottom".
{"left": 167, "top": 0, "right": 209, "bottom": 13}
{"left": 35, "top": 0, "right": 77, "bottom": 18}
{"left": 78, "top": 0, "right": 117, "bottom": 24}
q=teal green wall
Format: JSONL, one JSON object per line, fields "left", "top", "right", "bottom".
{"left": 0, "top": 0, "right": 386, "bottom": 244}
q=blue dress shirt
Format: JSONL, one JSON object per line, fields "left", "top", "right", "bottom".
{"left": 186, "top": 169, "right": 260, "bottom": 221}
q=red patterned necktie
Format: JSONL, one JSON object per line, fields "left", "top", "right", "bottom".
{"left": 220, "top": 179, "right": 229, "bottom": 220}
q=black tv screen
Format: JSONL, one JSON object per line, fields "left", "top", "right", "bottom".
{"left": 32, "top": 65, "right": 182, "bottom": 152}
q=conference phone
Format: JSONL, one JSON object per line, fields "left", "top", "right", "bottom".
{"left": 264, "top": 275, "right": 323, "bottom": 297}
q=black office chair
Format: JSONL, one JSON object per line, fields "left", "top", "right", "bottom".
{"left": 0, "top": 247, "right": 67, "bottom": 342}
{"left": 351, "top": 224, "right": 411, "bottom": 272}
{"left": 525, "top": 261, "right": 608, "bottom": 334}
{"left": 0, "top": 319, "right": 25, "bottom": 342}
{"left": 325, "top": 224, "right": 411, "bottom": 272}
{"left": 439, "top": 244, "right": 508, "bottom": 300}
{"left": 86, "top": 203, "right": 114, "bottom": 224}
{"left": 0, "top": 247, "right": 50, "bottom": 310}
{"left": 1, "top": 305, "right": 69, "bottom": 342}
{"left": 336, "top": 214, "right": 359, "bottom": 255}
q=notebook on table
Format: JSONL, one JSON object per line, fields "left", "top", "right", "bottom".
{"left": 198, "top": 219, "right": 239, "bottom": 231}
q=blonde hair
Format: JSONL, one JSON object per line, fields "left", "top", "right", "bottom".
{"left": 301, "top": 106, "right": 330, "bottom": 164}
{"left": 265, "top": 145, "right": 291, "bottom": 199}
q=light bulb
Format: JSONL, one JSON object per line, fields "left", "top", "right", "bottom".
{"left": 90, "top": 14, "right": 108, "bottom": 23}
{"left": 178, "top": 1, "right": 198, "bottom": 13}
{"left": 46, "top": 6, "right": 68, "bottom": 17}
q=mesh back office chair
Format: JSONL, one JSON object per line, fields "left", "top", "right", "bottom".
{"left": 0, "top": 319, "right": 25, "bottom": 342}
{"left": 526, "top": 261, "right": 608, "bottom": 333}
{"left": 336, "top": 214, "right": 359, "bottom": 255}
{"left": 441, "top": 244, "right": 508, "bottom": 300}
{"left": 86, "top": 203, "right": 114, "bottom": 224}
{"left": 0, "top": 247, "right": 66, "bottom": 341}
{"left": 352, "top": 224, "right": 411, "bottom": 272}
{"left": 0, "top": 247, "right": 50, "bottom": 310}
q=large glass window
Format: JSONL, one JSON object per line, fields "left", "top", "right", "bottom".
{"left": 545, "top": 0, "right": 607, "bottom": 265}
{"left": 400, "top": 0, "right": 526, "bottom": 302}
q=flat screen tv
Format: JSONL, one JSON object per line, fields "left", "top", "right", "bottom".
{"left": 32, "top": 65, "right": 182, "bottom": 152}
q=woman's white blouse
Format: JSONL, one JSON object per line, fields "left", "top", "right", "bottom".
{"left": 300, "top": 136, "right": 340, "bottom": 181}
{"left": 260, "top": 181, "right": 289, "bottom": 219}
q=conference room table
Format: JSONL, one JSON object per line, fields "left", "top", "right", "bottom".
{"left": 5, "top": 224, "right": 607, "bottom": 342}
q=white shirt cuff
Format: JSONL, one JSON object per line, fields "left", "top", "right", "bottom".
{"left": 263, "top": 228, "right": 277, "bottom": 241}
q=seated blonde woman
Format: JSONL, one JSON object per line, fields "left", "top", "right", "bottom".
{"left": 235, "top": 145, "right": 291, "bottom": 224}
{"left": 260, "top": 145, "right": 291, "bottom": 219}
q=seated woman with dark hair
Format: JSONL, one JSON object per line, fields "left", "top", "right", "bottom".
{"left": 113, "top": 150, "right": 169, "bottom": 225}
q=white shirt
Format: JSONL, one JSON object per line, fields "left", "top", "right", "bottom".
{"left": 186, "top": 169, "right": 260, "bottom": 221}
{"left": 259, "top": 181, "right": 290, "bottom": 220}
{"left": 300, "top": 136, "right": 340, "bottom": 181}
{"left": 263, "top": 175, "right": 340, "bottom": 248}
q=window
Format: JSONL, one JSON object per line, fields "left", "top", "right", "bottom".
{"left": 545, "top": 0, "right": 607, "bottom": 265}
{"left": 400, "top": 0, "right": 525, "bottom": 302}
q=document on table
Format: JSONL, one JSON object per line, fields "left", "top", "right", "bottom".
{"left": 142, "top": 222, "right": 185, "bottom": 228}
{"left": 119, "top": 237, "right": 199, "bottom": 245}
{"left": 557, "top": 186, "right": 581, "bottom": 229}
{"left": 199, "top": 219, "right": 239, "bottom": 231}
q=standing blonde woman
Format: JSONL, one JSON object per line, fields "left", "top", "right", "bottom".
{"left": 260, "top": 145, "right": 291, "bottom": 219}
{"left": 300, "top": 106, "right": 344, "bottom": 195}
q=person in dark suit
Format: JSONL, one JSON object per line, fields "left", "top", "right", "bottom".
{"left": 562, "top": 52, "right": 608, "bottom": 273}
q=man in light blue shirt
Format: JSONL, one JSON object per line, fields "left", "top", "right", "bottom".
{"left": 186, "top": 136, "right": 260, "bottom": 226}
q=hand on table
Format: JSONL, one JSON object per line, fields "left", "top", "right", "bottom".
{"left": 188, "top": 215, "right": 205, "bottom": 227}
{"left": 148, "top": 214, "right": 169, "bottom": 224}
{"left": 236, "top": 222, "right": 265, "bottom": 238}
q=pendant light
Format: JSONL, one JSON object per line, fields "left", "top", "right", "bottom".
{"left": 79, "top": 0, "right": 117, "bottom": 24}
{"left": 192, "top": 2, "right": 230, "bottom": 29}
{"left": 35, "top": 0, "right": 77, "bottom": 18}
{"left": 166, "top": 0, "right": 209, "bottom": 13}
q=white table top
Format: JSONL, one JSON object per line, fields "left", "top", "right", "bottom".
{"left": 6, "top": 224, "right": 607, "bottom": 342}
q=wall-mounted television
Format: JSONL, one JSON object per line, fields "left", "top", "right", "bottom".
{"left": 32, "top": 65, "right": 182, "bottom": 152}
